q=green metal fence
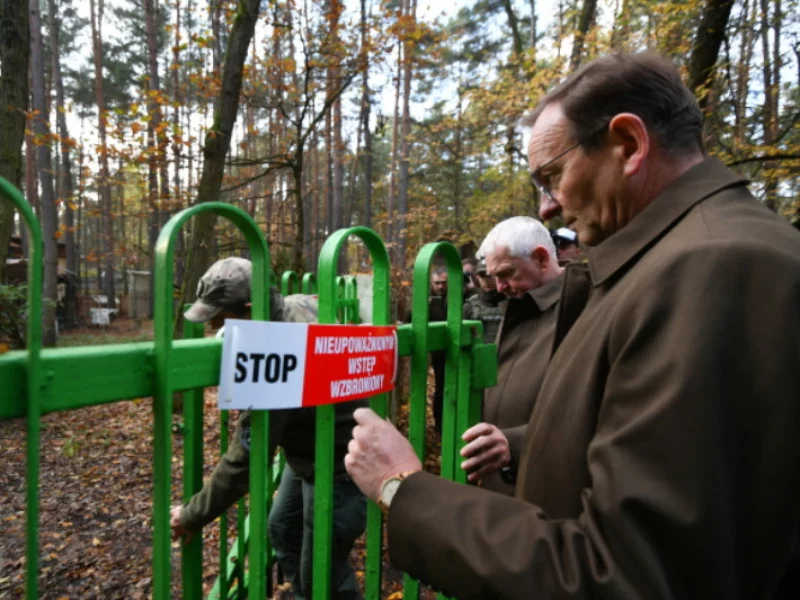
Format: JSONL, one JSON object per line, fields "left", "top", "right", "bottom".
{"left": 0, "top": 176, "right": 497, "bottom": 600}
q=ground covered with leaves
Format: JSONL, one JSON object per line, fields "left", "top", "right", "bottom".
{"left": 0, "top": 320, "right": 442, "bottom": 599}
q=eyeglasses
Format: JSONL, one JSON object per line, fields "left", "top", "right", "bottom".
{"left": 529, "top": 122, "right": 609, "bottom": 201}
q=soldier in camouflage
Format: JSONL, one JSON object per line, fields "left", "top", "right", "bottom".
{"left": 171, "top": 257, "right": 366, "bottom": 600}
{"left": 462, "top": 257, "right": 506, "bottom": 344}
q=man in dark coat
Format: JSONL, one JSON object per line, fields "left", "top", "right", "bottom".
{"left": 343, "top": 53, "right": 800, "bottom": 599}
{"left": 460, "top": 217, "right": 590, "bottom": 496}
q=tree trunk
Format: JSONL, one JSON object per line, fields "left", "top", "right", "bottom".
{"left": 89, "top": 0, "right": 115, "bottom": 310}
{"left": 0, "top": 0, "right": 29, "bottom": 283}
{"left": 397, "top": 0, "right": 416, "bottom": 267}
{"left": 388, "top": 41, "right": 401, "bottom": 253}
{"left": 48, "top": 0, "right": 78, "bottom": 329}
{"left": 688, "top": 0, "right": 734, "bottom": 111}
{"left": 177, "top": 0, "right": 261, "bottom": 335}
{"left": 759, "top": 0, "right": 780, "bottom": 211}
{"left": 359, "top": 0, "right": 373, "bottom": 230}
{"left": 570, "top": 0, "right": 598, "bottom": 71}
{"left": 117, "top": 157, "right": 127, "bottom": 295}
{"left": 29, "top": 0, "right": 58, "bottom": 345}
{"left": 500, "top": 0, "right": 524, "bottom": 57}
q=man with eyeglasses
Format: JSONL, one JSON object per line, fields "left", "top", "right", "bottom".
{"left": 343, "top": 53, "right": 800, "bottom": 598}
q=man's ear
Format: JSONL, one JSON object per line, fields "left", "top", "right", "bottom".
{"left": 608, "top": 113, "right": 649, "bottom": 177}
{"left": 532, "top": 246, "right": 551, "bottom": 270}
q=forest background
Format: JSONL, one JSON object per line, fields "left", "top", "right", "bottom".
{"left": 1, "top": 0, "right": 798, "bottom": 344}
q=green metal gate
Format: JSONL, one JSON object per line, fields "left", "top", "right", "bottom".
{"left": 0, "top": 176, "right": 497, "bottom": 599}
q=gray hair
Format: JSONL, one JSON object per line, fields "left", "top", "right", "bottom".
{"left": 477, "top": 216, "right": 557, "bottom": 262}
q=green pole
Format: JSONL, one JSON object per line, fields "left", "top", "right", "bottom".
{"left": 316, "top": 227, "right": 391, "bottom": 600}
{"left": 0, "top": 177, "right": 44, "bottom": 600}
{"left": 301, "top": 272, "right": 317, "bottom": 294}
{"left": 281, "top": 270, "right": 299, "bottom": 296}
{"left": 403, "top": 242, "right": 463, "bottom": 599}
{"left": 153, "top": 203, "right": 270, "bottom": 600}
{"left": 181, "top": 315, "right": 205, "bottom": 597}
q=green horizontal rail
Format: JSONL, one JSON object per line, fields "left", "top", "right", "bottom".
{"left": 0, "top": 322, "right": 482, "bottom": 420}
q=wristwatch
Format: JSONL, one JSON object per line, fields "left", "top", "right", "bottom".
{"left": 377, "top": 471, "right": 417, "bottom": 513}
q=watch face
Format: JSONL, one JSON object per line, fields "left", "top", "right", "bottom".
{"left": 381, "top": 478, "right": 403, "bottom": 505}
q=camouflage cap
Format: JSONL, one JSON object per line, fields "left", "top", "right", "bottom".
{"left": 476, "top": 257, "right": 489, "bottom": 276}
{"left": 283, "top": 294, "right": 319, "bottom": 324}
{"left": 184, "top": 257, "right": 252, "bottom": 323}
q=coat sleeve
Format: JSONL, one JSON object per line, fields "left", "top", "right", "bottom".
{"left": 180, "top": 410, "right": 290, "bottom": 530}
{"left": 501, "top": 424, "right": 525, "bottom": 468}
{"left": 387, "top": 243, "right": 800, "bottom": 599}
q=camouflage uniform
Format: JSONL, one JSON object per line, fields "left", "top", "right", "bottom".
{"left": 463, "top": 290, "right": 506, "bottom": 345}
{"left": 180, "top": 258, "right": 366, "bottom": 600}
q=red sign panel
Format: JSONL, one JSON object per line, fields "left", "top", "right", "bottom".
{"left": 302, "top": 324, "right": 398, "bottom": 406}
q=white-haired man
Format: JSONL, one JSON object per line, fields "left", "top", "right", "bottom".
{"left": 460, "top": 216, "right": 590, "bottom": 495}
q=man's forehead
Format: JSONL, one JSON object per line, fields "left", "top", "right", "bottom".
{"left": 527, "top": 104, "right": 569, "bottom": 166}
{"left": 486, "top": 247, "right": 516, "bottom": 272}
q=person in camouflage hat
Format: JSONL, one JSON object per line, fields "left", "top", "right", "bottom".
{"left": 462, "top": 257, "right": 506, "bottom": 345}
{"left": 172, "top": 257, "right": 366, "bottom": 600}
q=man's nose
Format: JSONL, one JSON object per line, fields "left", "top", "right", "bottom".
{"left": 496, "top": 280, "right": 508, "bottom": 294}
{"left": 539, "top": 195, "right": 561, "bottom": 221}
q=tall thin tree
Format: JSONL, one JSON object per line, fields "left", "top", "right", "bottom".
{"left": 89, "top": 0, "right": 115, "bottom": 309}
{"left": 0, "top": 0, "right": 29, "bottom": 283}
{"left": 29, "top": 0, "right": 58, "bottom": 345}
{"left": 47, "top": 0, "right": 79, "bottom": 328}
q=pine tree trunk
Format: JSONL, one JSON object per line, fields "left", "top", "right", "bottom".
{"left": 388, "top": 41, "right": 401, "bottom": 253}
{"left": 47, "top": 0, "right": 78, "bottom": 328}
{"left": 759, "top": 0, "right": 780, "bottom": 211}
{"left": 0, "top": 0, "right": 29, "bottom": 283}
{"left": 90, "top": 0, "right": 116, "bottom": 310}
{"left": 177, "top": 0, "right": 262, "bottom": 335}
{"left": 29, "top": 0, "right": 58, "bottom": 345}
{"left": 570, "top": 0, "right": 597, "bottom": 71}
{"left": 688, "top": 0, "right": 735, "bottom": 111}
{"left": 360, "top": 0, "right": 373, "bottom": 230}
{"left": 397, "top": 0, "right": 416, "bottom": 266}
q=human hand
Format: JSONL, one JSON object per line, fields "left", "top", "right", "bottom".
{"left": 460, "top": 423, "right": 511, "bottom": 482}
{"left": 170, "top": 505, "right": 193, "bottom": 545}
{"left": 344, "top": 408, "right": 422, "bottom": 502}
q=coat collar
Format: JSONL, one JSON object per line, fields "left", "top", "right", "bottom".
{"left": 527, "top": 272, "right": 564, "bottom": 311}
{"left": 587, "top": 157, "right": 749, "bottom": 286}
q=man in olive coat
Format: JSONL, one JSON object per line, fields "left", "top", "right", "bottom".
{"left": 460, "top": 217, "right": 590, "bottom": 496}
{"left": 343, "top": 53, "right": 800, "bottom": 599}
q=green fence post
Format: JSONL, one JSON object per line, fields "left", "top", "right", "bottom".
{"left": 316, "top": 227, "right": 391, "bottom": 600}
{"left": 153, "top": 203, "right": 271, "bottom": 600}
{"left": 301, "top": 272, "right": 317, "bottom": 294}
{"left": 181, "top": 312, "right": 206, "bottom": 597}
{"left": 281, "top": 270, "right": 299, "bottom": 296}
{"left": 0, "top": 177, "right": 44, "bottom": 600}
{"left": 403, "top": 242, "right": 463, "bottom": 599}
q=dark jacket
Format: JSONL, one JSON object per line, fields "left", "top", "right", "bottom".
{"left": 180, "top": 403, "right": 364, "bottom": 530}
{"left": 387, "top": 158, "right": 800, "bottom": 599}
